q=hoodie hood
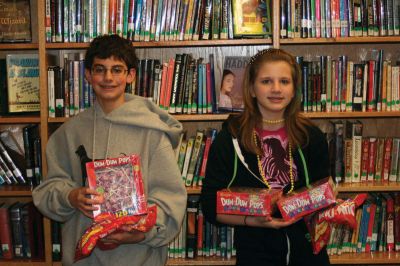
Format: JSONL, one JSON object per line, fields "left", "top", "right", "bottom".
{"left": 94, "top": 94, "right": 183, "bottom": 148}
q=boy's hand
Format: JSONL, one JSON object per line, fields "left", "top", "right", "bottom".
{"left": 100, "top": 230, "right": 145, "bottom": 245}
{"left": 68, "top": 187, "right": 104, "bottom": 218}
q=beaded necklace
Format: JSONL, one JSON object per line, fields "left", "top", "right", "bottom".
{"left": 253, "top": 130, "right": 294, "bottom": 193}
{"left": 262, "top": 118, "right": 285, "bottom": 124}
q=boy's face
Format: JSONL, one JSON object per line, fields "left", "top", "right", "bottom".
{"left": 85, "top": 56, "right": 136, "bottom": 113}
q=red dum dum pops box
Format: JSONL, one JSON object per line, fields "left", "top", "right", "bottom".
{"left": 216, "top": 187, "right": 282, "bottom": 216}
{"left": 277, "top": 177, "right": 337, "bottom": 221}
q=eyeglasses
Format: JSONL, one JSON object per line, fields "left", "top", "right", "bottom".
{"left": 91, "top": 66, "right": 128, "bottom": 76}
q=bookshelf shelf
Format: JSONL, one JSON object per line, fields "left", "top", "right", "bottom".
{"left": 329, "top": 252, "right": 400, "bottom": 264}
{"left": 47, "top": 111, "right": 400, "bottom": 124}
{"left": 0, "top": 116, "right": 41, "bottom": 124}
{"left": 166, "top": 257, "right": 236, "bottom": 265}
{"left": 0, "top": 185, "right": 33, "bottom": 197}
{"left": 280, "top": 36, "right": 400, "bottom": 44}
{"left": 45, "top": 39, "right": 273, "bottom": 50}
{"left": 0, "top": 43, "right": 39, "bottom": 50}
{"left": 337, "top": 182, "right": 400, "bottom": 192}
{"left": 0, "top": 261, "right": 46, "bottom": 266}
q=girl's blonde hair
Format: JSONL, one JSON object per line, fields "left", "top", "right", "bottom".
{"left": 228, "top": 48, "right": 313, "bottom": 154}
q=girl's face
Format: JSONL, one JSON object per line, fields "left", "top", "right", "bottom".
{"left": 250, "top": 61, "right": 294, "bottom": 119}
{"left": 222, "top": 73, "right": 235, "bottom": 93}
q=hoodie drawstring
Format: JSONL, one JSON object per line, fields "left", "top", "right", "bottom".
{"left": 92, "top": 107, "right": 113, "bottom": 161}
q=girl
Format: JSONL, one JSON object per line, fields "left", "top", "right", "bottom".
{"left": 200, "top": 48, "right": 330, "bottom": 266}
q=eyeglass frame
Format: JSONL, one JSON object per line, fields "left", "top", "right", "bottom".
{"left": 90, "top": 65, "right": 130, "bottom": 77}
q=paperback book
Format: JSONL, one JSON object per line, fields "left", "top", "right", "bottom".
{"left": 6, "top": 54, "right": 39, "bottom": 113}
{"left": 0, "top": 0, "right": 32, "bottom": 42}
{"left": 218, "top": 56, "right": 250, "bottom": 112}
{"left": 86, "top": 154, "right": 147, "bottom": 221}
{"left": 232, "top": 0, "right": 272, "bottom": 37}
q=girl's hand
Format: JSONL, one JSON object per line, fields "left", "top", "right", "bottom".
{"left": 247, "top": 215, "right": 300, "bottom": 229}
{"left": 100, "top": 230, "right": 145, "bottom": 245}
{"left": 68, "top": 187, "right": 104, "bottom": 218}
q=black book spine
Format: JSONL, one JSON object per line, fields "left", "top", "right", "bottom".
{"left": 169, "top": 54, "right": 183, "bottom": 114}
{"left": 186, "top": 195, "right": 200, "bottom": 258}
{"left": 33, "top": 138, "right": 42, "bottom": 185}
{"left": 10, "top": 202, "right": 24, "bottom": 258}
{"left": 55, "top": 66, "right": 65, "bottom": 117}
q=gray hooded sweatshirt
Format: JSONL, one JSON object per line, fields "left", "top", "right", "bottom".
{"left": 32, "top": 94, "right": 187, "bottom": 266}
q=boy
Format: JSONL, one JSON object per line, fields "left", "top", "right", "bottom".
{"left": 33, "top": 35, "right": 187, "bottom": 266}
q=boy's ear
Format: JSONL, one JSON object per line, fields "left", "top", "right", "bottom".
{"left": 127, "top": 68, "right": 136, "bottom": 83}
{"left": 84, "top": 69, "right": 92, "bottom": 84}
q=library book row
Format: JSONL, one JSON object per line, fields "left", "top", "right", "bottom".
{"left": 0, "top": 201, "right": 44, "bottom": 260}
{"left": 45, "top": 0, "right": 272, "bottom": 43}
{"left": 0, "top": 124, "right": 41, "bottom": 187}
{"left": 330, "top": 120, "right": 400, "bottom": 184}
{"left": 297, "top": 49, "right": 400, "bottom": 113}
{"left": 280, "top": 0, "right": 400, "bottom": 39}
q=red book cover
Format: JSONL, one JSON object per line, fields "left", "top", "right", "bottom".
{"left": 367, "top": 60, "right": 376, "bottom": 111}
{"left": 360, "top": 138, "right": 369, "bottom": 182}
{"left": 198, "top": 135, "right": 211, "bottom": 186}
{"left": 365, "top": 202, "right": 376, "bottom": 252}
{"left": 86, "top": 154, "right": 147, "bottom": 222}
{"left": 108, "top": 0, "right": 117, "bottom": 34}
{"left": 165, "top": 58, "right": 176, "bottom": 110}
{"left": 367, "top": 137, "right": 377, "bottom": 181}
{"left": 395, "top": 193, "right": 400, "bottom": 251}
{"left": 386, "top": 194, "right": 395, "bottom": 251}
{"left": 196, "top": 208, "right": 204, "bottom": 256}
{"left": 205, "top": 62, "right": 212, "bottom": 113}
{"left": 382, "top": 137, "right": 393, "bottom": 181}
{"left": 0, "top": 202, "right": 13, "bottom": 259}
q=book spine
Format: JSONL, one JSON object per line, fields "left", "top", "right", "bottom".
{"left": 387, "top": 195, "right": 395, "bottom": 251}
{"left": 10, "top": 203, "right": 24, "bottom": 258}
{"left": 0, "top": 205, "right": 13, "bottom": 259}
{"left": 367, "top": 137, "right": 377, "bottom": 181}
{"left": 360, "top": 138, "right": 369, "bottom": 182}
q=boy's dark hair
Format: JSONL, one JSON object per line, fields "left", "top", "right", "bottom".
{"left": 84, "top": 34, "right": 138, "bottom": 71}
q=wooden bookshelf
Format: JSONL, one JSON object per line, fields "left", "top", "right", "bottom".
{"left": 0, "top": 260, "right": 46, "bottom": 266}
{"left": 280, "top": 36, "right": 400, "bottom": 44}
{"left": 0, "top": 43, "right": 39, "bottom": 50}
{"left": 166, "top": 257, "right": 235, "bottom": 265}
{"left": 0, "top": 116, "right": 40, "bottom": 124}
{"left": 0, "top": 185, "right": 33, "bottom": 197}
{"left": 45, "top": 39, "right": 273, "bottom": 50}
{"left": 329, "top": 252, "right": 400, "bottom": 264}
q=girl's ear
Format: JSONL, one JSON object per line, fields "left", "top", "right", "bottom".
{"left": 249, "top": 85, "right": 256, "bottom": 98}
{"left": 127, "top": 68, "right": 136, "bottom": 83}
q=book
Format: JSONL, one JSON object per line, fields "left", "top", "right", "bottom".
{"left": 0, "top": 0, "right": 32, "bottom": 42}
{"left": 86, "top": 154, "right": 147, "bottom": 221}
{"left": 232, "top": 0, "right": 272, "bottom": 37}
{"left": 0, "top": 59, "right": 7, "bottom": 115}
{"left": 51, "top": 220, "right": 62, "bottom": 261}
{"left": 21, "top": 202, "right": 44, "bottom": 259}
{"left": 218, "top": 56, "right": 250, "bottom": 112}
{"left": 6, "top": 53, "right": 40, "bottom": 113}
{"left": 9, "top": 202, "right": 24, "bottom": 258}
{"left": 0, "top": 139, "right": 25, "bottom": 184}
{"left": 186, "top": 195, "right": 200, "bottom": 258}
{"left": 22, "top": 124, "right": 39, "bottom": 186}
{"left": 0, "top": 202, "right": 14, "bottom": 259}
